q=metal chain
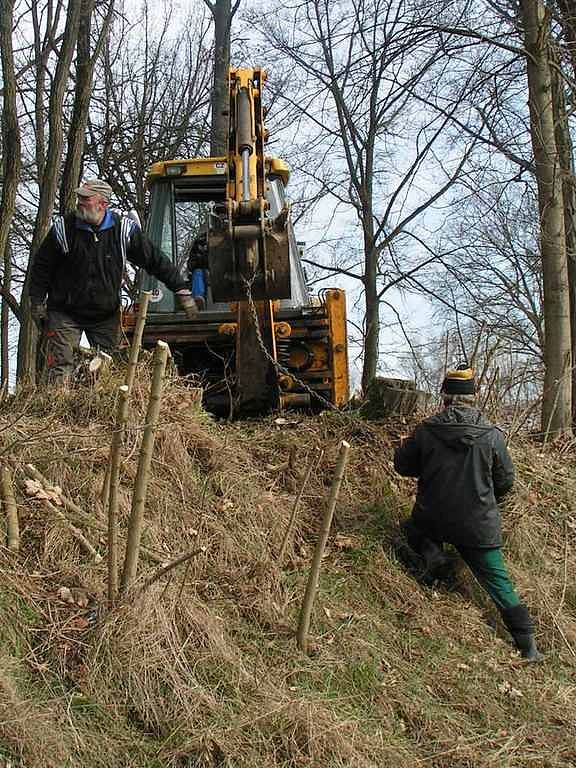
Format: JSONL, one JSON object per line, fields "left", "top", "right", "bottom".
{"left": 242, "top": 277, "right": 339, "bottom": 411}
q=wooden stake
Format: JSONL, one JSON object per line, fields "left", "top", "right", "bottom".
{"left": 125, "top": 290, "right": 152, "bottom": 393}
{"left": 100, "top": 290, "right": 151, "bottom": 508}
{"left": 297, "top": 440, "right": 350, "bottom": 654}
{"left": 278, "top": 449, "right": 323, "bottom": 565}
{"left": 107, "top": 385, "right": 129, "bottom": 605}
{"left": 121, "top": 341, "right": 170, "bottom": 591}
{"left": 1, "top": 465, "right": 19, "bottom": 551}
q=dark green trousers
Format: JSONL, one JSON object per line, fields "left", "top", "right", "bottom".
{"left": 404, "top": 520, "right": 520, "bottom": 610}
{"left": 454, "top": 545, "right": 520, "bottom": 610}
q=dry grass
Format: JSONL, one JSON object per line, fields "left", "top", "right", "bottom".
{"left": 0, "top": 363, "right": 575, "bottom": 767}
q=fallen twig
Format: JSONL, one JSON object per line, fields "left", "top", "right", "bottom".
{"left": 15, "top": 461, "right": 165, "bottom": 565}
{"left": 133, "top": 546, "right": 207, "bottom": 597}
{"left": 278, "top": 448, "right": 323, "bottom": 565}
{"left": 42, "top": 497, "right": 102, "bottom": 563}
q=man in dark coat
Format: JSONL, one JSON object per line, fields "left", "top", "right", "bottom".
{"left": 394, "top": 365, "right": 542, "bottom": 661}
{"left": 29, "top": 179, "right": 197, "bottom": 384}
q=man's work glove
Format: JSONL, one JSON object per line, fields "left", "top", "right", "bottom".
{"left": 30, "top": 302, "right": 47, "bottom": 329}
{"left": 175, "top": 289, "right": 198, "bottom": 319}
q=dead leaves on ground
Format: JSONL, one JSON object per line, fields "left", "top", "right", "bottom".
{"left": 24, "top": 478, "right": 63, "bottom": 506}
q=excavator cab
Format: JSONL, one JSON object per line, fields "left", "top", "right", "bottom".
{"left": 141, "top": 157, "right": 298, "bottom": 312}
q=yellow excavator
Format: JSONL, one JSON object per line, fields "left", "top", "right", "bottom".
{"left": 122, "top": 67, "right": 349, "bottom": 416}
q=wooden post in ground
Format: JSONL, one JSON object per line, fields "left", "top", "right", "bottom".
{"left": 107, "top": 385, "right": 129, "bottom": 605}
{"left": 1, "top": 466, "right": 19, "bottom": 551}
{"left": 297, "top": 440, "right": 350, "bottom": 654}
{"left": 101, "top": 291, "right": 152, "bottom": 507}
{"left": 125, "top": 290, "right": 152, "bottom": 393}
{"left": 120, "top": 341, "right": 170, "bottom": 591}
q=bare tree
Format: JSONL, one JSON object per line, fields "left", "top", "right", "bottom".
{"left": 203, "top": 0, "right": 242, "bottom": 156}
{"left": 429, "top": 183, "right": 544, "bottom": 363}
{"left": 550, "top": 42, "right": 576, "bottom": 422}
{"left": 404, "top": 0, "right": 575, "bottom": 433}
{"left": 554, "top": 0, "right": 576, "bottom": 79}
{"left": 16, "top": 1, "right": 83, "bottom": 383}
{"left": 60, "top": 0, "right": 116, "bottom": 212}
{"left": 0, "top": 0, "right": 22, "bottom": 388}
{"left": 519, "top": 0, "right": 572, "bottom": 435}
{"left": 85, "top": 3, "right": 212, "bottom": 222}
{"left": 258, "top": 0, "right": 478, "bottom": 390}
{"left": 0, "top": 0, "right": 210, "bottom": 387}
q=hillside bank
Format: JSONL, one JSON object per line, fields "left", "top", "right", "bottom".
{"left": 0, "top": 368, "right": 575, "bottom": 767}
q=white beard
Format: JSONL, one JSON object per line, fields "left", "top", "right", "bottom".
{"left": 75, "top": 206, "right": 101, "bottom": 225}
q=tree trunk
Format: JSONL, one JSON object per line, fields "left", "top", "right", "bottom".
{"left": 0, "top": 0, "right": 22, "bottom": 390}
{"left": 31, "top": 3, "right": 62, "bottom": 185}
{"left": 208, "top": 0, "right": 233, "bottom": 156}
{"left": 361, "top": 227, "right": 379, "bottom": 392}
{"left": 60, "top": 0, "right": 97, "bottom": 213}
{"left": 1, "top": 250, "right": 11, "bottom": 388}
{"left": 520, "top": 0, "right": 572, "bottom": 436}
{"left": 16, "top": 1, "right": 82, "bottom": 384}
{"left": 551, "top": 49, "right": 576, "bottom": 424}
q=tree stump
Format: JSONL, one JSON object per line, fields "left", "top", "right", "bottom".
{"left": 362, "top": 377, "right": 432, "bottom": 419}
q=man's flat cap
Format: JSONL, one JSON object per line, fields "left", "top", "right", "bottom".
{"left": 76, "top": 179, "right": 113, "bottom": 201}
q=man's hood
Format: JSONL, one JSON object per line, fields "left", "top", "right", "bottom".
{"left": 422, "top": 406, "right": 494, "bottom": 449}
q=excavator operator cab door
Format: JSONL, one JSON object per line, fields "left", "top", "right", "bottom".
{"left": 139, "top": 163, "right": 228, "bottom": 313}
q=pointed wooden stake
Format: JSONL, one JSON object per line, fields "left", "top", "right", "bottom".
{"left": 125, "top": 290, "right": 152, "bottom": 393}
{"left": 107, "top": 385, "right": 130, "bottom": 605}
{"left": 120, "top": 341, "right": 170, "bottom": 591}
{"left": 297, "top": 440, "right": 350, "bottom": 654}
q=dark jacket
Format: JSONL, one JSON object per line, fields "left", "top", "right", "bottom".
{"left": 29, "top": 210, "right": 187, "bottom": 322}
{"left": 394, "top": 406, "right": 515, "bottom": 548}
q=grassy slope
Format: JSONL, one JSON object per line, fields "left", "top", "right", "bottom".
{"left": 0, "top": 369, "right": 575, "bottom": 767}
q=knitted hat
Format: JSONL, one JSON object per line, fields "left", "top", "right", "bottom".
{"left": 441, "top": 364, "right": 476, "bottom": 395}
{"left": 76, "top": 179, "right": 113, "bottom": 201}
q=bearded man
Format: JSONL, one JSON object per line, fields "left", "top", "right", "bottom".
{"left": 29, "top": 179, "right": 196, "bottom": 384}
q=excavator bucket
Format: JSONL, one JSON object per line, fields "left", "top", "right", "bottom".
{"left": 208, "top": 218, "right": 291, "bottom": 302}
